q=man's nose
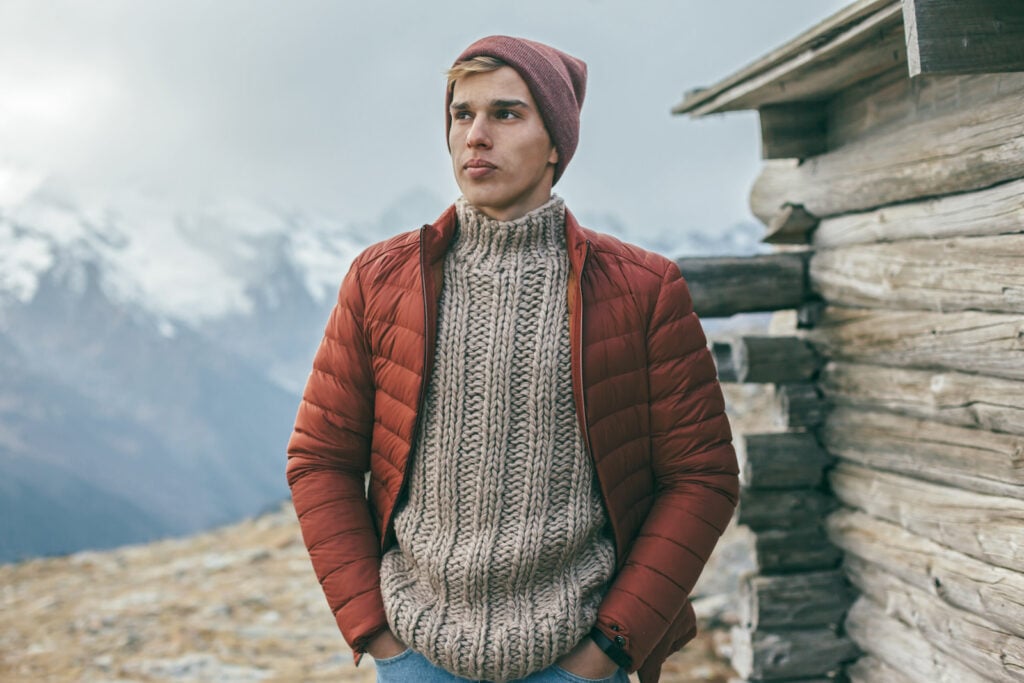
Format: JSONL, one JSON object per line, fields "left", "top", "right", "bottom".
{"left": 466, "top": 117, "right": 491, "bottom": 148}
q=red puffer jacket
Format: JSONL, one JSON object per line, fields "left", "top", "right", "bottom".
{"left": 286, "top": 204, "right": 739, "bottom": 683}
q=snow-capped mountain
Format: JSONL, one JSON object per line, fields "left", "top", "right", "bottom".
{"left": 1, "top": 182, "right": 363, "bottom": 331}
{"left": 0, "top": 168, "right": 399, "bottom": 562}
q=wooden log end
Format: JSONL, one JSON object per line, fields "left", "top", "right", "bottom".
{"left": 739, "top": 569, "right": 856, "bottom": 632}
{"left": 797, "top": 299, "right": 827, "bottom": 330}
{"left": 730, "top": 625, "right": 859, "bottom": 680}
{"left": 740, "top": 432, "right": 833, "bottom": 490}
{"left": 775, "top": 382, "right": 830, "bottom": 429}
{"left": 752, "top": 525, "right": 844, "bottom": 574}
{"left": 712, "top": 340, "right": 739, "bottom": 382}
{"left": 765, "top": 203, "right": 821, "bottom": 245}
{"left": 738, "top": 488, "right": 837, "bottom": 530}
{"left": 736, "top": 335, "right": 822, "bottom": 384}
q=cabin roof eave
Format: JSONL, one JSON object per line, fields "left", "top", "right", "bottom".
{"left": 674, "top": 0, "right": 905, "bottom": 117}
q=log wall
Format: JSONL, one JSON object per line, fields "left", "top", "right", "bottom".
{"left": 796, "top": 100, "right": 1024, "bottom": 674}
{"left": 817, "top": 361, "right": 1024, "bottom": 436}
{"left": 812, "top": 177, "right": 1024, "bottom": 248}
{"left": 749, "top": 72, "right": 1024, "bottom": 223}
{"left": 710, "top": 331, "right": 856, "bottom": 681}
{"left": 733, "top": 54, "right": 1019, "bottom": 683}
{"left": 680, "top": 17, "right": 1024, "bottom": 681}
{"left": 809, "top": 233, "right": 1024, "bottom": 314}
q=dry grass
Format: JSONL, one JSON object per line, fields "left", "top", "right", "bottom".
{"left": 0, "top": 501, "right": 739, "bottom": 682}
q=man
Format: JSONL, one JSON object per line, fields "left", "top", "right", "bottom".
{"left": 286, "top": 36, "right": 739, "bottom": 683}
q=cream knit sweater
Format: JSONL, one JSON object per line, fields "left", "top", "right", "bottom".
{"left": 379, "top": 195, "right": 616, "bottom": 682}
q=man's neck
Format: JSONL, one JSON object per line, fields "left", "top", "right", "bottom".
{"left": 456, "top": 194, "right": 563, "bottom": 228}
{"left": 467, "top": 193, "right": 555, "bottom": 222}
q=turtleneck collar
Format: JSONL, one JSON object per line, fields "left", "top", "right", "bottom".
{"left": 453, "top": 194, "right": 566, "bottom": 256}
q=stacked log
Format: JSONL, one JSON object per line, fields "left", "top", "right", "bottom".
{"left": 675, "top": 4, "right": 1024, "bottom": 680}
{"left": 776, "top": 69, "right": 1024, "bottom": 682}
{"left": 749, "top": 74, "right": 1024, "bottom": 225}
{"left": 695, "top": 69, "right": 1024, "bottom": 682}
{"left": 707, "top": 333, "right": 858, "bottom": 682}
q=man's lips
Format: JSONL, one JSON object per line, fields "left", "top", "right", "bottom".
{"left": 464, "top": 159, "right": 496, "bottom": 179}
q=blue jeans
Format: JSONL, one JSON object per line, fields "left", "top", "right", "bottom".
{"left": 373, "top": 648, "right": 629, "bottom": 683}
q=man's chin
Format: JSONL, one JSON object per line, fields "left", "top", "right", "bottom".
{"left": 461, "top": 190, "right": 502, "bottom": 210}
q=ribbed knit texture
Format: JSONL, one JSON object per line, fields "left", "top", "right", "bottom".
{"left": 379, "top": 195, "right": 616, "bottom": 682}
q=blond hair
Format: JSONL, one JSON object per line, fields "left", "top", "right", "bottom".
{"left": 446, "top": 55, "right": 507, "bottom": 92}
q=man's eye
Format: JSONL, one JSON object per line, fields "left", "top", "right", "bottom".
{"left": 495, "top": 110, "right": 518, "bottom": 120}
{"left": 453, "top": 111, "right": 472, "bottom": 120}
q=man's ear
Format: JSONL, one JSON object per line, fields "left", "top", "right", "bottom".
{"left": 548, "top": 146, "right": 559, "bottom": 165}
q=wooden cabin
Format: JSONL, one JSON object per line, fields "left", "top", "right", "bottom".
{"left": 672, "top": 1, "right": 1024, "bottom": 680}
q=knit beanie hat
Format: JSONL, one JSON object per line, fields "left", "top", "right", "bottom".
{"left": 446, "top": 35, "right": 587, "bottom": 185}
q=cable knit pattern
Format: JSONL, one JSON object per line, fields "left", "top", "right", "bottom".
{"left": 379, "top": 195, "right": 616, "bottom": 682}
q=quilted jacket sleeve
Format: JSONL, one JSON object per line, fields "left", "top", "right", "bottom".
{"left": 596, "top": 258, "right": 740, "bottom": 672}
{"left": 285, "top": 256, "right": 388, "bottom": 661}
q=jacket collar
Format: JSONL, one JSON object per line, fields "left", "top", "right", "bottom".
{"left": 421, "top": 200, "right": 590, "bottom": 275}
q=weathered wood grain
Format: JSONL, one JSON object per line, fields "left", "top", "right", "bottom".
{"left": 830, "top": 68, "right": 1022, "bottom": 149}
{"left": 804, "top": 306, "right": 1024, "bottom": 381}
{"left": 775, "top": 383, "right": 828, "bottom": 429}
{"left": 817, "top": 360, "right": 1024, "bottom": 436}
{"left": 711, "top": 341, "right": 738, "bottom": 382}
{"left": 845, "top": 655, "right": 916, "bottom": 683}
{"left": 820, "top": 405, "right": 1024, "bottom": 499}
{"left": 749, "top": 525, "right": 843, "bottom": 574}
{"left": 845, "top": 596, "right": 992, "bottom": 682}
{"left": 738, "top": 432, "right": 833, "bottom": 490}
{"left": 812, "top": 177, "right": 1024, "bottom": 248}
{"left": 730, "top": 624, "right": 858, "bottom": 680}
{"left": 736, "top": 335, "right": 822, "bottom": 384}
{"left": 808, "top": 232, "right": 1024, "bottom": 314}
{"left": 904, "top": 0, "right": 1024, "bottom": 76}
{"left": 739, "top": 569, "right": 854, "bottom": 631}
{"left": 676, "top": 253, "right": 809, "bottom": 318}
{"left": 827, "top": 507, "right": 1024, "bottom": 639}
{"left": 712, "top": 336, "right": 822, "bottom": 384}
{"left": 765, "top": 203, "right": 820, "bottom": 245}
{"left": 844, "top": 552, "right": 1024, "bottom": 681}
{"left": 829, "top": 463, "right": 1024, "bottom": 572}
{"left": 823, "top": 61, "right": 906, "bottom": 148}
{"left": 759, "top": 103, "right": 828, "bottom": 160}
{"left": 738, "top": 488, "right": 836, "bottom": 531}
{"left": 749, "top": 73, "right": 1024, "bottom": 222}
{"left": 796, "top": 299, "right": 827, "bottom": 330}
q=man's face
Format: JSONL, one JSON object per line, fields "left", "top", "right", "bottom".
{"left": 448, "top": 66, "right": 559, "bottom": 221}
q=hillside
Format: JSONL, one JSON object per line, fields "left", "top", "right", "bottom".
{"left": 0, "top": 500, "right": 742, "bottom": 683}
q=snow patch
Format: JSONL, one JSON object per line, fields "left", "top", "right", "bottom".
{"left": 0, "top": 185, "right": 366, "bottom": 325}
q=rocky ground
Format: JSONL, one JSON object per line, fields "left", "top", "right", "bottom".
{"left": 1, "top": 384, "right": 770, "bottom": 683}
{"left": 0, "top": 505, "right": 741, "bottom": 683}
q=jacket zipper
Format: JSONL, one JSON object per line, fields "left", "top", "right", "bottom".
{"left": 578, "top": 239, "right": 596, "bottom": 470}
{"left": 383, "top": 226, "right": 431, "bottom": 550}
{"left": 578, "top": 239, "right": 621, "bottom": 564}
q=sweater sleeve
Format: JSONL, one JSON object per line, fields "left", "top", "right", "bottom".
{"left": 594, "top": 258, "right": 740, "bottom": 671}
{"left": 285, "top": 257, "right": 388, "bottom": 662}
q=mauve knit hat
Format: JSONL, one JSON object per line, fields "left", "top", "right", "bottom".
{"left": 446, "top": 36, "right": 587, "bottom": 185}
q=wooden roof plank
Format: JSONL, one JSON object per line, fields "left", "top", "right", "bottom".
{"left": 674, "top": 0, "right": 896, "bottom": 114}
{"left": 676, "top": 2, "right": 904, "bottom": 116}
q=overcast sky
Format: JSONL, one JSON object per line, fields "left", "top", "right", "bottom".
{"left": 0, "top": 1, "right": 852, "bottom": 241}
